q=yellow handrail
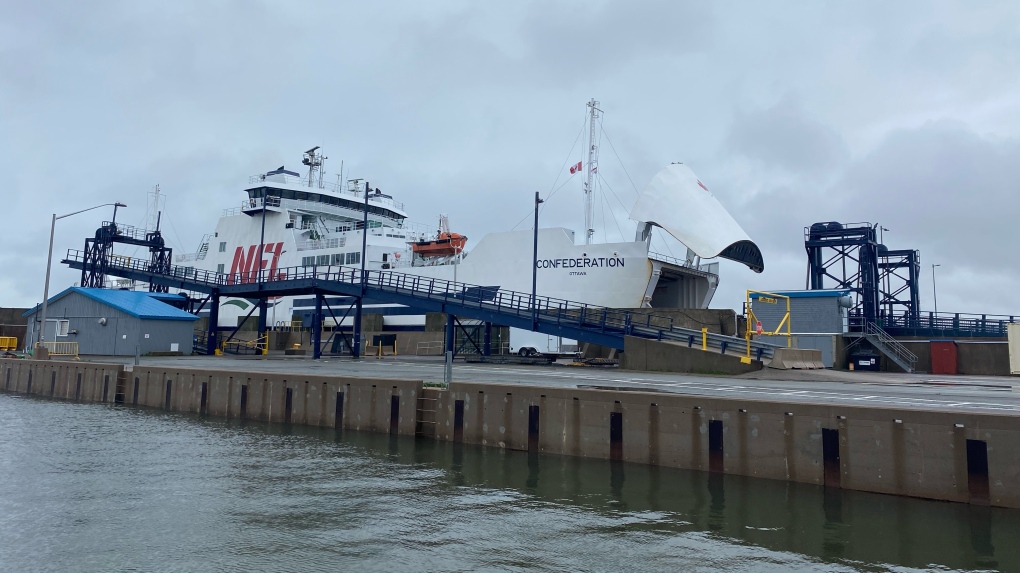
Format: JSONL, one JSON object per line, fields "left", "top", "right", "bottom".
{"left": 741, "top": 290, "right": 792, "bottom": 364}
{"left": 220, "top": 335, "right": 269, "bottom": 356}
{"left": 41, "top": 341, "right": 79, "bottom": 359}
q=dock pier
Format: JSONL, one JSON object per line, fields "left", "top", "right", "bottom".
{"left": 3, "top": 357, "right": 1018, "bottom": 508}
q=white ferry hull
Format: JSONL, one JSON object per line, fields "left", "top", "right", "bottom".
{"left": 175, "top": 160, "right": 734, "bottom": 331}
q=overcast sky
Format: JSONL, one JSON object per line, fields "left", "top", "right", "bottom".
{"left": 2, "top": 0, "right": 1018, "bottom": 317}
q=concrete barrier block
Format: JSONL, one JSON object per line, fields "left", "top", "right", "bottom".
{"left": 769, "top": 348, "right": 826, "bottom": 370}
{"left": 621, "top": 336, "right": 763, "bottom": 375}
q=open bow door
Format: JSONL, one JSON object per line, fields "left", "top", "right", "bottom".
{"left": 630, "top": 164, "right": 764, "bottom": 273}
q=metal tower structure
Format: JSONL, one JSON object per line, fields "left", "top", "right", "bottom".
{"left": 805, "top": 221, "right": 921, "bottom": 329}
{"left": 80, "top": 221, "right": 173, "bottom": 293}
{"left": 878, "top": 247, "right": 921, "bottom": 323}
{"left": 583, "top": 99, "right": 601, "bottom": 245}
{"left": 805, "top": 222, "right": 879, "bottom": 326}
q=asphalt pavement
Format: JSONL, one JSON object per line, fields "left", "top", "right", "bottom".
{"left": 80, "top": 354, "right": 1020, "bottom": 416}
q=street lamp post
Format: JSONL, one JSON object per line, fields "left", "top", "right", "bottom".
{"left": 931, "top": 263, "right": 941, "bottom": 319}
{"left": 36, "top": 202, "right": 126, "bottom": 348}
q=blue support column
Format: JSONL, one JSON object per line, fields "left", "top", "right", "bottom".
{"left": 352, "top": 298, "right": 363, "bottom": 359}
{"left": 207, "top": 291, "right": 219, "bottom": 355}
{"left": 313, "top": 293, "right": 323, "bottom": 360}
{"left": 445, "top": 314, "right": 455, "bottom": 357}
{"left": 483, "top": 322, "right": 492, "bottom": 356}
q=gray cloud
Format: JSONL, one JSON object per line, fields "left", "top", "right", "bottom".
{"left": 716, "top": 118, "right": 1020, "bottom": 315}
{"left": 1, "top": 0, "right": 1018, "bottom": 320}
{"left": 724, "top": 98, "right": 850, "bottom": 175}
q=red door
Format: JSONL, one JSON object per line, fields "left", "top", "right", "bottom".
{"left": 930, "top": 341, "right": 958, "bottom": 375}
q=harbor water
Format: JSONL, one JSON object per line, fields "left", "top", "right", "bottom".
{"left": 1, "top": 394, "right": 1016, "bottom": 572}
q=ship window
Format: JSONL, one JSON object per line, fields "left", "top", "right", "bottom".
{"left": 316, "top": 255, "right": 330, "bottom": 266}
{"left": 346, "top": 252, "right": 361, "bottom": 265}
{"left": 301, "top": 256, "right": 315, "bottom": 267}
{"left": 332, "top": 253, "right": 344, "bottom": 265}
{"left": 382, "top": 253, "right": 388, "bottom": 262}
{"left": 218, "top": 242, "right": 226, "bottom": 252}
{"left": 216, "top": 264, "right": 225, "bottom": 274}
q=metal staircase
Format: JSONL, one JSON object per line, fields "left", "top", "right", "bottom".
{"left": 863, "top": 321, "right": 917, "bottom": 373}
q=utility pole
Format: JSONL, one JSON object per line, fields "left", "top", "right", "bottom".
{"left": 36, "top": 203, "right": 125, "bottom": 348}
{"left": 532, "top": 192, "right": 544, "bottom": 329}
{"left": 353, "top": 180, "right": 369, "bottom": 359}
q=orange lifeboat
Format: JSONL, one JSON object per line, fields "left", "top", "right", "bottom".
{"left": 413, "top": 215, "right": 468, "bottom": 257}
{"left": 412, "top": 231, "right": 468, "bottom": 257}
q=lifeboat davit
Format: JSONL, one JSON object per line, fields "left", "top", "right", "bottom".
{"left": 412, "top": 231, "right": 468, "bottom": 257}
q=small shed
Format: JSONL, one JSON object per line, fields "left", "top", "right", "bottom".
{"left": 24, "top": 288, "right": 198, "bottom": 356}
{"left": 749, "top": 289, "right": 852, "bottom": 367}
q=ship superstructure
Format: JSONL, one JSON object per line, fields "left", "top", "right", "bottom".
{"left": 173, "top": 108, "right": 763, "bottom": 332}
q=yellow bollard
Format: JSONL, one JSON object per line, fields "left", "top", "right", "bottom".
{"left": 393, "top": 342, "right": 398, "bottom": 356}
{"left": 701, "top": 328, "right": 708, "bottom": 351}
{"left": 377, "top": 343, "right": 383, "bottom": 359}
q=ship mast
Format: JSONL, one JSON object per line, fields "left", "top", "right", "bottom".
{"left": 147, "top": 184, "right": 164, "bottom": 232}
{"left": 303, "top": 146, "right": 327, "bottom": 188}
{"left": 583, "top": 99, "right": 601, "bottom": 245}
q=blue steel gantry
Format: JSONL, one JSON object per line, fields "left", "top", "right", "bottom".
{"left": 80, "top": 221, "right": 173, "bottom": 293}
{"left": 805, "top": 221, "right": 920, "bottom": 333}
{"left": 62, "top": 249, "right": 778, "bottom": 361}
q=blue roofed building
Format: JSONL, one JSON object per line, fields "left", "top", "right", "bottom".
{"left": 23, "top": 288, "right": 198, "bottom": 356}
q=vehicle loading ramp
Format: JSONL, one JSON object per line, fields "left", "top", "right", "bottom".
{"left": 62, "top": 249, "right": 778, "bottom": 359}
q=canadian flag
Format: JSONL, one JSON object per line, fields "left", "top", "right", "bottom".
{"left": 569, "top": 161, "right": 582, "bottom": 174}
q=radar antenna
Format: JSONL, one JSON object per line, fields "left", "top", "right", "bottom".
{"left": 302, "top": 146, "right": 327, "bottom": 188}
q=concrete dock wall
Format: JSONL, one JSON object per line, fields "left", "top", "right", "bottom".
{"left": 3, "top": 357, "right": 1018, "bottom": 509}
{"left": 0, "top": 359, "right": 420, "bottom": 436}
{"left": 2, "top": 359, "right": 123, "bottom": 402}
{"left": 433, "top": 381, "right": 1020, "bottom": 509}
{"left": 877, "top": 340, "right": 1010, "bottom": 375}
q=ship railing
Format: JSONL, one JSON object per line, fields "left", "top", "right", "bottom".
{"left": 239, "top": 196, "right": 283, "bottom": 213}
{"left": 62, "top": 249, "right": 779, "bottom": 358}
{"left": 297, "top": 238, "right": 344, "bottom": 251}
{"left": 250, "top": 173, "right": 344, "bottom": 193}
{"left": 648, "top": 251, "right": 717, "bottom": 274}
{"left": 278, "top": 197, "right": 406, "bottom": 224}
{"left": 246, "top": 175, "right": 407, "bottom": 212}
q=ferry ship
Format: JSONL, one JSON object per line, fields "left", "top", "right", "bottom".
{"left": 173, "top": 103, "right": 764, "bottom": 342}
